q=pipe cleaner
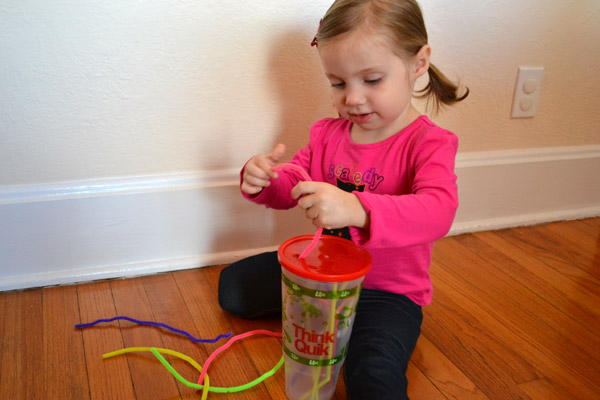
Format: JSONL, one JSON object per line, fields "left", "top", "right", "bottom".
{"left": 103, "top": 346, "right": 285, "bottom": 394}
{"left": 272, "top": 163, "right": 323, "bottom": 258}
{"left": 103, "top": 347, "right": 210, "bottom": 400}
{"left": 197, "top": 329, "right": 282, "bottom": 386}
{"left": 75, "top": 316, "right": 231, "bottom": 343}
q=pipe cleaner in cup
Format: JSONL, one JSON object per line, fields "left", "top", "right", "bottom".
{"left": 279, "top": 235, "right": 371, "bottom": 400}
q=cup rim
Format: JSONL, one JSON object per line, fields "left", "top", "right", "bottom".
{"left": 278, "top": 235, "right": 371, "bottom": 282}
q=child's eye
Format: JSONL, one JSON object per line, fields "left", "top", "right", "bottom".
{"left": 365, "top": 78, "right": 382, "bottom": 85}
{"left": 331, "top": 82, "right": 345, "bottom": 88}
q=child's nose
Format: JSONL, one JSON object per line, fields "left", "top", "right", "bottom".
{"left": 345, "top": 87, "right": 365, "bottom": 106}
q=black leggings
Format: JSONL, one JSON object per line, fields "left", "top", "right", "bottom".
{"left": 218, "top": 251, "right": 422, "bottom": 399}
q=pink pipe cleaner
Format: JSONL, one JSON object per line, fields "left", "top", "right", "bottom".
{"left": 196, "top": 330, "right": 282, "bottom": 386}
{"left": 272, "top": 163, "right": 323, "bottom": 259}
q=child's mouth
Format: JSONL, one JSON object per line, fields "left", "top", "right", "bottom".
{"left": 350, "top": 113, "right": 373, "bottom": 124}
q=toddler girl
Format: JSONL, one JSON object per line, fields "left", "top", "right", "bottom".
{"left": 219, "top": 0, "right": 468, "bottom": 398}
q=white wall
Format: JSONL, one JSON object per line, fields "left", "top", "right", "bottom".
{"left": 1, "top": 0, "right": 599, "bottom": 289}
{"left": 421, "top": 0, "right": 600, "bottom": 152}
{"left": 0, "top": 0, "right": 336, "bottom": 185}
{"left": 2, "top": 0, "right": 599, "bottom": 186}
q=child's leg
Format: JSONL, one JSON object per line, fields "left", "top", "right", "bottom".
{"left": 343, "top": 289, "right": 423, "bottom": 400}
{"left": 218, "top": 251, "right": 282, "bottom": 319}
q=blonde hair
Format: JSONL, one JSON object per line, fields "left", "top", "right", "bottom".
{"left": 314, "top": 0, "right": 469, "bottom": 111}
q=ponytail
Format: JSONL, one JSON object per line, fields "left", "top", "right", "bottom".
{"left": 416, "top": 63, "right": 469, "bottom": 112}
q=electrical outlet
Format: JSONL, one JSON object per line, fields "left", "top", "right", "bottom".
{"left": 511, "top": 67, "right": 544, "bottom": 118}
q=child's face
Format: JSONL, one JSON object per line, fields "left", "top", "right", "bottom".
{"left": 319, "top": 29, "right": 427, "bottom": 142}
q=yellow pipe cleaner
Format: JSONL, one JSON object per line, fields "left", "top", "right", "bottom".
{"left": 103, "top": 347, "right": 210, "bottom": 400}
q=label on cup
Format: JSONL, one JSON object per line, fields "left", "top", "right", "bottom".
{"left": 282, "top": 273, "right": 359, "bottom": 300}
{"left": 283, "top": 342, "right": 349, "bottom": 366}
{"left": 282, "top": 272, "right": 362, "bottom": 368}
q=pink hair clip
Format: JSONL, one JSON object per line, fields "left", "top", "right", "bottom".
{"left": 311, "top": 18, "right": 323, "bottom": 47}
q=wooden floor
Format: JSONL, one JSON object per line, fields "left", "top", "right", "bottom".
{"left": 0, "top": 218, "right": 599, "bottom": 399}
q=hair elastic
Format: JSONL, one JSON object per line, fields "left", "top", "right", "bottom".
{"left": 311, "top": 18, "right": 323, "bottom": 47}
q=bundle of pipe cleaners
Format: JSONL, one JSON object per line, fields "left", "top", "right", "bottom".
{"left": 76, "top": 316, "right": 283, "bottom": 399}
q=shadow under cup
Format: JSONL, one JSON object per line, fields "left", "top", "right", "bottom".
{"left": 278, "top": 235, "right": 372, "bottom": 400}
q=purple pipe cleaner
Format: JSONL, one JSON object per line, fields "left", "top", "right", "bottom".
{"left": 75, "top": 316, "right": 232, "bottom": 343}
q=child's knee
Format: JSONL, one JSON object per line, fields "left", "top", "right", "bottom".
{"left": 217, "top": 252, "right": 282, "bottom": 319}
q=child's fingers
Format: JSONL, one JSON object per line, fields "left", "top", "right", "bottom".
{"left": 292, "top": 183, "right": 320, "bottom": 223}
{"left": 291, "top": 181, "right": 316, "bottom": 201}
{"left": 240, "top": 144, "right": 286, "bottom": 195}
{"left": 243, "top": 173, "right": 271, "bottom": 189}
{"left": 241, "top": 181, "right": 265, "bottom": 195}
{"left": 246, "top": 157, "right": 276, "bottom": 180}
{"left": 268, "top": 143, "right": 286, "bottom": 164}
{"left": 264, "top": 144, "right": 286, "bottom": 179}
{"left": 258, "top": 158, "right": 280, "bottom": 180}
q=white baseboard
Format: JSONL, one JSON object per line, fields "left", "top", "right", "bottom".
{"left": 452, "top": 144, "right": 600, "bottom": 233}
{"left": 449, "top": 205, "right": 600, "bottom": 236}
{"left": 1, "top": 145, "right": 599, "bottom": 291}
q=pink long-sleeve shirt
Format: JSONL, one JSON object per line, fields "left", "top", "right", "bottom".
{"left": 243, "top": 116, "right": 458, "bottom": 306}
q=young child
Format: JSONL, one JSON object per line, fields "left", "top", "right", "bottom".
{"left": 219, "top": 0, "right": 468, "bottom": 398}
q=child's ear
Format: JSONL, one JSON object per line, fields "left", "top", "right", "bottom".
{"left": 414, "top": 45, "right": 431, "bottom": 78}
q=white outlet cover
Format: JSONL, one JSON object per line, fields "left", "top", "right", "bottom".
{"left": 511, "top": 67, "right": 544, "bottom": 118}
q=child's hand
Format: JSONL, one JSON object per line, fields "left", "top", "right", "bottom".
{"left": 241, "top": 144, "right": 286, "bottom": 195}
{"left": 291, "top": 182, "right": 369, "bottom": 230}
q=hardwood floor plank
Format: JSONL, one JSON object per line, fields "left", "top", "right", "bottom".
{"left": 517, "top": 377, "right": 579, "bottom": 400}
{"left": 497, "top": 223, "right": 600, "bottom": 282}
{"left": 43, "top": 285, "right": 90, "bottom": 400}
{"left": 543, "top": 219, "right": 600, "bottom": 246}
{"left": 0, "top": 292, "right": 5, "bottom": 387}
{"left": 410, "top": 334, "right": 490, "bottom": 400}
{"left": 444, "top": 234, "right": 600, "bottom": 379}
{"left": 406, "top": 362, "right": 448, "bottom": 400}
{"left": 422, "top": 284, "right": 537, "bottom": 400}
{"left": 494, "top": 228, "right": 600, "bottom": 298}
{"left": 174, "top": 267, "right": 274, "bottom": 399}
{"left": 429, "top": 238, "right": 600, "bottom": 400}
{"left": 141, "top": 272, "right": 213, "bottom": 399}
{"left": 0, "top": 289, "right": 44, "bottom": 400}
{"left": 449, "top": 233, "right": 600, "bottom": 364}
{"left": 508, "top": 224, "right": 600, "bottom": 281}
{"left": 580, "top": 217, "right": 600, "bottom": 230}
{"left": 432, "top": 267, "right": 598, "bottom": 400}
{"left": 110, "top": 277, "right": 182, "bottom": 399}
{"left": 0, "top": 292, "right": 8, "bottom": 396}
{"left": 572, "top": 218, "right": 600, "bottom": 239}
{"left": 333, "top": 368, "right": 348, "bottom": 400}
{"left": 539, "top": 220, "right": 600, "bottom": 272}
{"left": 77, "top": 281, "right": 136, "bottom": 400}
{"left": 474, "top": 229, "right": 600, "bottom": 335}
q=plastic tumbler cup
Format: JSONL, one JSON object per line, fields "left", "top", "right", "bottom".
{"left": 278, "top": 235, "right": 372, "bottom": 400}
